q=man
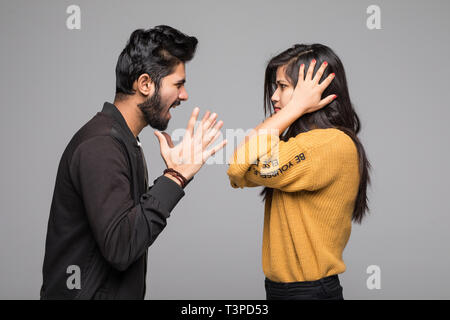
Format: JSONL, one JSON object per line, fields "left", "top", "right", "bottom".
{"left": 40, "top": 25, "right": 226, "bottom": 299}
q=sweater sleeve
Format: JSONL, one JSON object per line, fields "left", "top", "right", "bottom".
{"left": 226, "top": 130, "right": 341, "bottom": 192}
{"left": 69, "top": 135, "right": 184, "bottom": 271}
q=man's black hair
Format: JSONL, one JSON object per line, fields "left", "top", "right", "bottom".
{"left": 115, "top": 25, "right": 198, "bottom": 99}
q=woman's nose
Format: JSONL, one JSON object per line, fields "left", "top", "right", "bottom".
{"left": 271, "top": 89, "right": 279, "bottom": 103}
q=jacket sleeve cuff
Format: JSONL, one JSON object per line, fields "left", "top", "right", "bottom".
{"left": 146, "top": 175, "right": 185, "bottom": 215}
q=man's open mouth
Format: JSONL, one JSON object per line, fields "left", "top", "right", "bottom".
{"left": 170, "top": 101, "right": 181, "bottom": 109}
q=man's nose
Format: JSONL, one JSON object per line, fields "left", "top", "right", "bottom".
{"left": 179, "top": 87, "right": 188, "bottom": 101}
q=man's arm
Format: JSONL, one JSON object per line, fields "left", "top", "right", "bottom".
{"left": 70, "top": 135, "right": 184, "bottom": 271}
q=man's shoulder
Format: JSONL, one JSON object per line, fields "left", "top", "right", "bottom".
{"left": 62, "top": 112, "right": 124, "bottom": 163}
{"left": 71, "top": 112, "right": 113, "bottom": 145}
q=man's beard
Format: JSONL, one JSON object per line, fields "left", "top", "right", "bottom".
{"left": 138, "top": 88, "right": 178, "bottom": 131}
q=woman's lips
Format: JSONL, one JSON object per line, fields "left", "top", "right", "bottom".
{"left": 274, "top": 107, "right": 281, "bottom": 113}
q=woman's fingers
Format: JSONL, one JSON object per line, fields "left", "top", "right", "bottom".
{"left": 313, "top": 61, "right": 328, "bottom": 85}
{"left": 317, "top": 94, "right": 338, "bottom": 109}
{"left": 298, "top": 63, "right": 305, "bottom": 84}
{"left": 305, "top": 59, "right": 316, "bottom": 81}
{"left": 318, "top": 72, "right": 336, "bottom": 90}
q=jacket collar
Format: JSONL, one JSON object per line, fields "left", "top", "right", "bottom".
{"left": 101, "top": 102, "right": 141, "bottom": 147}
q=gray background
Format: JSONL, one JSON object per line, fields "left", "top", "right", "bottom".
{"left": 1, "top": 0, "right": 449, "bottom": 299}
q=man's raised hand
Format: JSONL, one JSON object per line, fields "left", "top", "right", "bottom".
{"left": 154, "top": 107, "right": 227, "bottom": 181}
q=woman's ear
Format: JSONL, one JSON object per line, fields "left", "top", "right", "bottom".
{"left": 135, "top": 73, "right": 155, "bottom": 97}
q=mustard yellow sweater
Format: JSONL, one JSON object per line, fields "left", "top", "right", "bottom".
{"left": 227, "top": 128, "right": 360, "bottom": 282}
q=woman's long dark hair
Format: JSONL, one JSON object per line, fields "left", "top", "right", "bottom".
{"left": 261, "top": 44, "right": 371, "bottom": 224}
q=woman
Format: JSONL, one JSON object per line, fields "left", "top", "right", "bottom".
{"left": 227, "top": 44, "right": 371, "bottom": 300}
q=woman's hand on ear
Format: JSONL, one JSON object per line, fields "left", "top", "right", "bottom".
{"left": 286, "top": 59, "right": 337, "bottom": 116}
{"left": 231, "top": 60, "right": 337, "bottom": 153}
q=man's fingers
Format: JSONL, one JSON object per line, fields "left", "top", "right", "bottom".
{"left": 186, "top": 107, "right": 200, "bottom": 138}
{"left": 209, "top": 129, "right": 222, "bottom": 147}
{"left": 204, "top": 139, "right": 228, "bottom": 159}
{"left": 202, "top": 112, "right": 218, "bottom": 131}
{"left": 313, "top": 61, "right": 328, "bottom": 85}
{"left": 193, "top": 112, "right": 218, "bottom": 143}
{"left": 201, "top": 110, "right": 211, "bottom": 123}
{"left": 154, "top": 130, "right": 168, "bottom": 153}
{"left": 203, "top": 120, "right": 224, "bottom": 147}
{"left": 161, "top": 132, "right": 174, "bottom": 148}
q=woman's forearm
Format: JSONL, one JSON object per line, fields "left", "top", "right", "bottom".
{"left": 256, "top": 102, "right": 304, "bottom": 135}
{"left": 236, "top": 102, "right": 304, "bottom": 150}
{"left": 233, "top": 59, "right": 335, "bottom": 153}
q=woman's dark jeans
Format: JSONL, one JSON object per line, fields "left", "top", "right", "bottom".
{"left": 265, "top": 275, "right": 344, "bottom": 300}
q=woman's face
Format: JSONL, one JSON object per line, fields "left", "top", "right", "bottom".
{"left": 271, "top": 65, "right": 295, "bottom": 113}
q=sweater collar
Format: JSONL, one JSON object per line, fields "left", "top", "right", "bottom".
{"left": 101, "top": 102, "right": 141, "bottom": 147}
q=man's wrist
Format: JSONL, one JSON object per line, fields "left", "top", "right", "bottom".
{"left": 169, "top": 167, "right": 194, "bottom": 181}
{"left": 164, "top": 173, "right": 183, "bottom": 187}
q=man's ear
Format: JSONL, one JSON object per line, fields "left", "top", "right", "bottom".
{"left": 134, "top": 73, "right": 155, "bottom": 97}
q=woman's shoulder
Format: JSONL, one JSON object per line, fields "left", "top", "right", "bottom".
{"left": 287, "top": 128, "right": 357, "bottom": 161}
{"left": 290, "top": 127, "right": 350, "bottom": 148}
{"left": 291, "top": 128, "right": 359, "bottom": 169}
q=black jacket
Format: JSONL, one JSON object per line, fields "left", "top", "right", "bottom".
{"left": 40, "top": 102, "right": 185, "bottom": 299}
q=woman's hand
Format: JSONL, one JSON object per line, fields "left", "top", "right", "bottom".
{"left": 286, "top": 59, "right": 337, "bottom": 116}
{"left": 154, "top": 107, "right": 227, "bottom": 181}
{"left": 231, "top": 60, "right": 337, "bottom": 160}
